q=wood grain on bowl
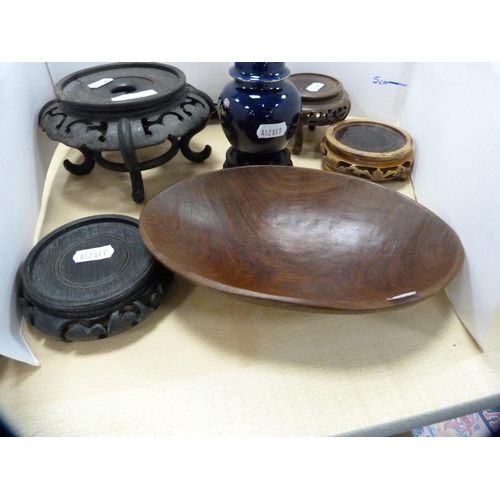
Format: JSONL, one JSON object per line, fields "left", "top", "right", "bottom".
{"left": 139, "top": 166, "right": 464, "bottom": 312}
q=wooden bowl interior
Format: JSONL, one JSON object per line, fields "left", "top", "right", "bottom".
{"left": 139, "top": 166, "right": 464, "bottom": 312}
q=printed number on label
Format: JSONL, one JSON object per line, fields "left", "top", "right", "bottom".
{"left": 257, "top": 122, "right": 287, "bottom": 139}
{"left": 73, "top": 245, "right": 115, "bottom": 263}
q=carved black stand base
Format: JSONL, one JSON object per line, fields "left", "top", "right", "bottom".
{"left": 223, "top": 147, "right": 293, "bottom": 169}
{"left": 18, "top": 215, "right": 175, "bottom": 342}
{"left": 64, "top": 119, "right": 212, "bottom": 203}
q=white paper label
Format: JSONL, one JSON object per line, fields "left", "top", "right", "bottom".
{"left": 306, "top": 82, "right": 324, "bottom": 92}
{"left": 257, "top": 122, "right": 287, "bottom": 139}
{"left": 88, "top": 78, "right": 114, "bottom": 89}
{"left": 111, "top": 89, "right": 157, "bottom": 102}
{"left": 73, "top": 245, "right": 115, "bottom": 263}
{"left": 387, "top": 291, "right": 416, "bottom": 301}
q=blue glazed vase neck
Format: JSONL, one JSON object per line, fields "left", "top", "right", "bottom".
{"left": 229, "top": 62, "right": 290, "bottom": 83}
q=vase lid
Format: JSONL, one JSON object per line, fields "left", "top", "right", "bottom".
{"left": 229, "top": 62, "right": 290, "bottom": 83}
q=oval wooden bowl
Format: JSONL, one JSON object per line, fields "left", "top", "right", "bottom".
{"left": 139, "top": 166, "right": 464, "bottom": 312}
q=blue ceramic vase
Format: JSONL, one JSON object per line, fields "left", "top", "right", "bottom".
{"left": 217, "top": 62, "right": 301, "bottom": 167}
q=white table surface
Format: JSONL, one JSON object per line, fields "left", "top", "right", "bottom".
{"left": 1, "top": 121, "right": 500, "bottom": 437}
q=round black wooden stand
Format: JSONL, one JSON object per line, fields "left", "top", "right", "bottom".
{"left": 19, "top": 215, "right": 174, "bottom": 342}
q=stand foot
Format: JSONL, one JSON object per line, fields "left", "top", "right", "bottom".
{"left": 223, "top": 147, "right": 293, "bottom": 169}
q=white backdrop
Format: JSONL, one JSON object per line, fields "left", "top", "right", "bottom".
{"left": 400, "top": 63, "right": 500, "bottom": 348}
{"left": 2, "top": 61, "right": 499, "bottom": 365}
{"left": 47, "top": 62, "right": 414, "bottom": 124}
{"left": 0, "top": 63, "right": 57, "bottom": 365}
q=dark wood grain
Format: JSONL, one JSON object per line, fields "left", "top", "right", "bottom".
{"left": 54, "top": 62, "right": 186, "bottom": 115}
{"left": 139, "top": 166, "right": 464, "bottom": 312}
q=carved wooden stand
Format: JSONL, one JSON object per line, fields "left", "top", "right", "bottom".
{"left": 39, "top": 63, "right": 215, "bottom": 203}
{"left": 289, "top": 73, "right": 350, "bottom": 155}
{"left": 18, "top": 215, "right": 174, "bottom": 342}
{"left": 321, "top": 119, "right": 414, "bottom": 182}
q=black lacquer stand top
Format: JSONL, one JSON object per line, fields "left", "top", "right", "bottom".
{"left": 39, "top": 63, "right": 215, "bottom": 203}
{"left": 18, "top": 215, "right": 174, "bottom": 342}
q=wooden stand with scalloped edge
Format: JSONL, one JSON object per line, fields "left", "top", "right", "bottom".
{"left": 321, "top": 119, "right": 414, "bottom": 182}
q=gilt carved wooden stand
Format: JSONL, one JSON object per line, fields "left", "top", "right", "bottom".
{"left": 321, "top": 119, "right": 414, "bottom": 182}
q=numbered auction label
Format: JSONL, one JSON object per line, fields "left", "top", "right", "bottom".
{"left": 88, "top": 78, "right": 114, "bottom": 89}
{"left": 257, "top": 122, "right": 287, "bottom": 139}
{"left": 73, "top": 245, "right": 115, "bottom": 263}
{"left": 306, "top": 82, "right": 324, "bottom": 92}
{"left": 111, "top": 89, "right": 157, "bottom": 102}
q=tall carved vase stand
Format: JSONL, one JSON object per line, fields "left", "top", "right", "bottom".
{"left": 39, "top": 62, "right": 215, "bottom": 203}
{"left": 288, "top": 73, "right": 350, "bottom": 155}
